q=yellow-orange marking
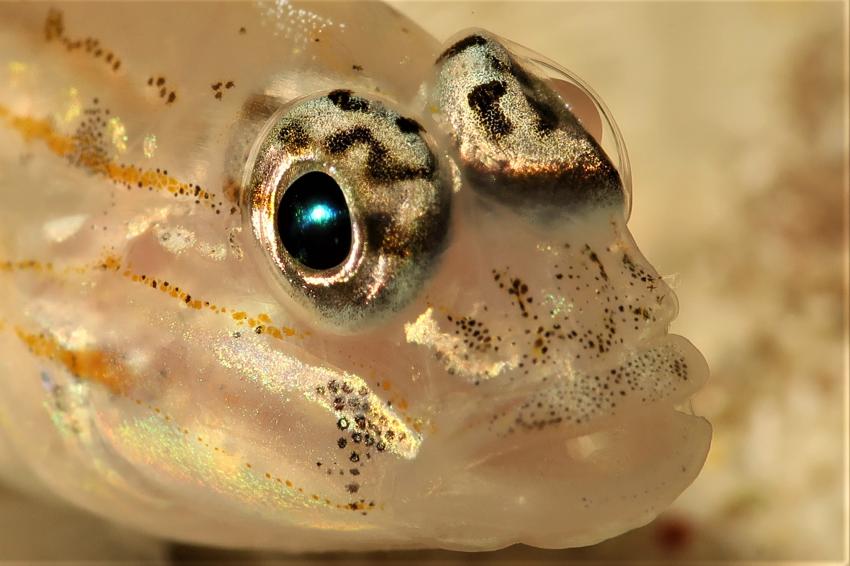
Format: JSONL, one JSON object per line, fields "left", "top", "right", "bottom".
{"left": 1, "top": 253, "right": 299, "bottom": 340}
{"left": 13, "top": 326, "right": 129, "bottom": 394}
{"left": 103, "top": 255, "right": 298, "bottom": 339}
{"left": 0, "top": 319, "right": 378, "bottom": 514}
{"left": 0, "top": 259, "right": 55, "bottom": 274}
{"left": 0, "top": 104, "right": 232, "bottom": 215}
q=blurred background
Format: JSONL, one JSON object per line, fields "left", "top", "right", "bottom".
{"left": 1, "top": 1, "right": 847, "bottom": 563}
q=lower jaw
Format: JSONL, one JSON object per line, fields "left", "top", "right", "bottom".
{"left": 381, "top": 406, "right": 711, "bottom": 550}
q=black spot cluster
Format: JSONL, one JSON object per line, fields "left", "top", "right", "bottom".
{"left": 493, "top": 271, "right": 533, "bottom": 318}
{"left": 447, "top": 315, "right": 496, "bottom": 355}
{"left": 433, "top": 234, "right": 670, "bottom": 395}
{"left": 312, "top": 378, "right": 406, "bottom": 490}
{"left": 496, "top": 243, "right": 666, "bottom": 375}
{"left": 504, "top": 342, "right": 690, "bottom": 433}
{"left": 69, "top": 102, "right": 110, "bottom": 173}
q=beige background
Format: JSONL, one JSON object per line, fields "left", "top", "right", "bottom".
{"left": 1, "top": 1, "right": 847, "bottom": 563}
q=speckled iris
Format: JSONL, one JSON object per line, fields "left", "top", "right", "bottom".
{"left": 277, "top": 171, "right": 352, "bottom": 270}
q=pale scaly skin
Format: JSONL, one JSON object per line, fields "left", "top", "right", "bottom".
{"left": 0, "top": 2, "right": 710, "bottom": 552}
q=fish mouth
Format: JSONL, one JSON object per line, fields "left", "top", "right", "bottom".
{"left": 446, "top": 332, "right": 709, "bottom": 446}
{"left": 386, "top": 334, "right": 711, "bottom": 550}
{"left": 438, "top": 409, "right": 711, "bottom": 551}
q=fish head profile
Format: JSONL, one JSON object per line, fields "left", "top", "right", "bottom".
{"left": 0, "top": 4, "right": 710, "bottom": 552}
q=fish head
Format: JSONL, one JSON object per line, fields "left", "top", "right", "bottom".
{"left": 0, "top": 6, "right": 710, "bottom": 551}
{"left": 221, "top": 29, "right": 711, "bottom": 548}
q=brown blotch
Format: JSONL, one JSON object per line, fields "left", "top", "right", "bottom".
{"left": 211, "top": 80, "right": 235, "bottom": 100}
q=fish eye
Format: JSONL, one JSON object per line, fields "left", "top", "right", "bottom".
{"left": 246, "top": 90, "right": 451, "bottom": 329}
{"left": 426, "top": 30, "right": 631, "bottom": 216}
{"left": 277, "top": 171, "right": 352, "bottom": 271}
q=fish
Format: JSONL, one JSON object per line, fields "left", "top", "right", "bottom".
{"left": 0, "top": 1, "right": 711, "bottom": 552}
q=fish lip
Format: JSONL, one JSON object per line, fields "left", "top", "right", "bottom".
{"left": 448, "top": 332, "right": 709, "bottom": 445}
{"left": 400, "top": 338, "right": 712, "bottom": 547}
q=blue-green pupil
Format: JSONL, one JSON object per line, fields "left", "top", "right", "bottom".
{"left": 277, "top": 171, "right": 352, "bottom": 270}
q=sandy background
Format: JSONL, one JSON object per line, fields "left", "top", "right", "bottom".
{"left": 1, "top": 1, "right": 847, "bottom": 563}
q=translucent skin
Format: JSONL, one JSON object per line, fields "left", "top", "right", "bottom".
{"left": 0, "top": 2, "right": 710, "bottom": 552}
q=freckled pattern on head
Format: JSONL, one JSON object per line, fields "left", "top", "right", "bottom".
{"left": 487, "top": 242, "right": 671, "bottom": 372}
{"left": 492, "top": 338, "right": 694, "bottom": 434}
{"left": 404, "top": 206, "right": 708, "bottom": 454}
{"left": 145, "top": 76, "right": 177, "bottom": 105}
{"left": 408, "top": 214, "right": 678, "bottom": 382}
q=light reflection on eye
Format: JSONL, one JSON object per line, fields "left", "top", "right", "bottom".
{"left": 306, "top": 204, "right": 334, "bottom": 224}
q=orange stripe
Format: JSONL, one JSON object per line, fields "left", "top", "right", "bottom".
{"left": 13, "top": 326, "right": 129, "bottom": 394}
{"left": 0, "top": 104, "right": 230, "bottom": 215}
{"left": 1, "top": 253, "right": 300, "bottom": 340}
{"left": 0, "top": 318, "right": 376, "bottom": 513}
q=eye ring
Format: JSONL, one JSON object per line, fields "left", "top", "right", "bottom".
{"left": 245, "top": 90, "right": 451, "bottom": 329}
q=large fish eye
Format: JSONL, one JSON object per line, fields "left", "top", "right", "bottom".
{"left": 246, "top": 90, "right": 451, "bottom": 329}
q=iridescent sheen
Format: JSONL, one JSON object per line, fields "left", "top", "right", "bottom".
{"left": 0, "top": 2, "right": 710, "bottom": 552}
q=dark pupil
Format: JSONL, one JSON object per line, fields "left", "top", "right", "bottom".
{"left": 277, "top": 171, "right": 352, "bottom": 270}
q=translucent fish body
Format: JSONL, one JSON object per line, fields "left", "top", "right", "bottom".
{"left": 0, "top": 2, "right": 710, "bottom": 551}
